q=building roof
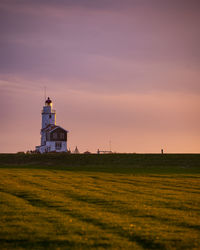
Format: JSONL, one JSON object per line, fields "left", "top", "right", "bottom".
{"left": 45, "top": 97, "right": 52, "bottom": 105}
{"left": 42, "top": 124, "right": 68, "bottom": 133}
{"left": 73, "top": 146, "right": 80, "bottom": 154}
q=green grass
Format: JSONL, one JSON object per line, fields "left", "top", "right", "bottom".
{"left": 0, "top": 154, "right": 200, "bottom": 249}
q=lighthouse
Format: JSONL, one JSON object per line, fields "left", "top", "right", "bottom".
{"left": 36, "top": 97, "right": 68, "bottom": 153}
{"left": 42, "top": 97, "right": 56, "bottom": 129}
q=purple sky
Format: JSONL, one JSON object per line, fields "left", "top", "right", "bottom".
{"left": 0, "top": 0, "right": 200, "bottom": 153}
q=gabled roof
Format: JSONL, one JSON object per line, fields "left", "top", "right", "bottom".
{"left": 42, "top": 124, "right": 68, "bottom": 133}
{"left": 41, "top": 124, "right": 56, "bottom": 132}
{"left": 49, "top": 126, "right": 68, "bottom": 133}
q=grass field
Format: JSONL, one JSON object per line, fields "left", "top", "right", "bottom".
{"left": 0, "top": 154, "right": 200, "bottom": 249}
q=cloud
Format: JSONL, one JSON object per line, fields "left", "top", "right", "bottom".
{"left": 0, "top": 0, "right": 200, "bottom": 98}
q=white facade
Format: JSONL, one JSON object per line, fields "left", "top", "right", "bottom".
{"left": 42, "top": 105, "right": 56, "bottom": 129}
{"left": 36, "top": 141, "right": 67, "bottom": 153}
{"left": 46, "top": 141, "right": 67, "bottom": 152}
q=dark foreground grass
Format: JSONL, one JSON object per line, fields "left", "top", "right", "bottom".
{"left": 0, "top": 154, "right": 200, "bottom": 249}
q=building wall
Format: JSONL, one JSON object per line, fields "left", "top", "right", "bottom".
{"left": 37, "top": 145, "right": 47, "bottom": 153}
{"left": 46, "top": 141, "right": 67, "bottom": 152}
{"left": 42, "top": 106, "right": 56, "bottom": 129}
{"left": 37, "top": 141, "right": 67, "bottom": 153}
{"left": 49, "top": 128, "right": 67, "bottom": 141}
{"left": 40, "top": 130, "right": 46, "bottom": 146}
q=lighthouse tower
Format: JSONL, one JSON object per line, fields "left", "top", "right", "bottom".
{"left": 42, "top": 97, "right": 56, "bottom": 129}
{"left": 36, "top": 97, "right": 68, "bottom": 153}
{"left": 41, "top": 97, "right": 56, "bottom": 145}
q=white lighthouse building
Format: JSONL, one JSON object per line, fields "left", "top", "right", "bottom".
{"left": 36, "top": 97, "right": 68, "bottom": 153}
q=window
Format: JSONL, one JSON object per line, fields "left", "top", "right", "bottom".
{"left": 49, "top": 114, "right": 52, "bottom": 118}
{"left": 55, "top": 142, "right": 62, "bottom": 150}
{"left": 60, "top": 133, "right": 65, "bottom": 139}
{"left": 53, "top": 133, "right": 57, "bottom": 139}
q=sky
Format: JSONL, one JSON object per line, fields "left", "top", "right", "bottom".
{"left": 0, "top": 0, "right": 200, "bottom": 153}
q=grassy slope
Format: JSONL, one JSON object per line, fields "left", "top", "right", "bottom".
{"left": 0, "top": 154, "right": 200, "bottom": 249}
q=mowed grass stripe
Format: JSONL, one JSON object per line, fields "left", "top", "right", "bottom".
{"left": 1, "top": 172, "right": 200, "bottom": 219}
{"left": 0, "top": 169, "right": 200, "bottom": 249}
{"left": 2, "top": 171, "right": 200, "bottom": 214}
{"left": 1, "top": 171, "right": 200, "bottom": 217}
{"left": 0, "top": 173, "right": 141, "bottom": 249}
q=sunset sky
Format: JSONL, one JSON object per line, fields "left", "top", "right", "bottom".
{"left": 0, "top": 0, "right": 199, "bottom": 153}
